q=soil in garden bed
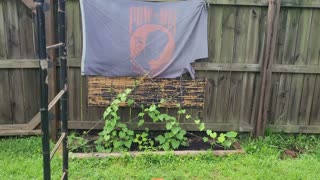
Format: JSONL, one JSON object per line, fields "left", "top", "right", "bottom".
{"left": 70, "top": 130, "right": 239, "bottom": 153}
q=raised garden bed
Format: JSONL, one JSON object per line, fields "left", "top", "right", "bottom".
{"left": 68, "top": 131, "right": 245, "bottom": 158}
{"left": 71, "top": 149, "right": 245, "bottom": 158}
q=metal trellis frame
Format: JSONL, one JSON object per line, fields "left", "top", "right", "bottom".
{"left": 34, "top": 0, "right": 68, "bottom": 179}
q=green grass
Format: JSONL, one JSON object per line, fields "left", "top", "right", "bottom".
{"left": 0, "top": 134, "right": 320, "bottom": 180}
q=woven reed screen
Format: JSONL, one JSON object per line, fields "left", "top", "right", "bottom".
{"left": 88, "top": 76, "right": 206, "bottom": 108}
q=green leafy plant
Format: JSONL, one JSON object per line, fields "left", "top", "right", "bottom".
{"left": 140, "top": 102, "right": 188, "bottom": 151}
{"left": 203, "top": 130, "right": 238, "bottom": 149}
{"left": 94, "top": 87, "right": 239, "bottom": 153}
{"left": 68, "top": 131, "right": 89, "bottom": 152}
{"left": 95, "top": 89, "right": 135, "bottom": 152}
{"left": 133, "top": 130, "right": 156, "bottom": 151}
{"left": 217, "top": 131, "right": 238, "bottom": 148}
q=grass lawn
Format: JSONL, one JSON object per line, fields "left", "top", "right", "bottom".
{"left": 0, "top": 134, "right": 320, "bottom": 180}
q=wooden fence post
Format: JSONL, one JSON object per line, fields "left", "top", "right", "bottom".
{"left": 254, "top": 0, "right": 281, "bottom": 137}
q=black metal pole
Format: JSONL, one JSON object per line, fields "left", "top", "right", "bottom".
{"left": 58, "top": 0, "right": 68, "bottom": 179}
{"left": 35, "top": 0, "right": 50, "bottom": 179}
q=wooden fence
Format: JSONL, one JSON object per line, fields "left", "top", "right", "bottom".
{"left": 0, "top": 0, "right": 320, "bottom": 133}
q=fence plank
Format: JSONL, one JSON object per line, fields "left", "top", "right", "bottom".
{"left": 310, "top": 76, "right": 320, "bottom": 125}
{"left": 269, "top": 8, "right": 288, "bottom": 124}
{"left": 0, "top": 0, "right": 6, "bottom": 58}
{"left": 67, "top": 0, "right": 82, "bottom": 123}
{"left": 207, "top": 7, "right": 222, "bottom": 122}
{"left": 5, "top": 0, "right": 26, "bottom": 124}
{"left": 207, "top": 6, "right": 223, "bottom": 63}
{"left": 308, "top": 9, "right": 320, "bottom": 126}
{"left": 274, "top": 9, "right": 299, "bottom": 125}
{"left": 215, "top": 6, "right": 235, "bottom": 123}
{"left": 240, "top": 7, "right": 262, "bottom": 125}
{"left": 0, "top": 71, "right": 12, "bottom": 124}
{"left": 18, "top": 1, "right": 38, "bottom": 124}
{"left": 287, "top": 9, "right": 312, "bottom": 125}
{"left": 198, "top": 71, "right": 217, "bottom": 123}
{"left": 300, "top": 9, "right": 320, "bottom": 125}
{"left": 0, "top": 0, "right": 12, "bottom": 124}
{"left": 228, "top": 8, "right": 249, "bottom": 124}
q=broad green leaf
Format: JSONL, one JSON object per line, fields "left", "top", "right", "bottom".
{"left": 138, "top": 119, "right": 144, "bottom": 127}
{"left": 210, "top": 132, "right": 217, "bottom": 139}
{"left": 113, "top": 141, "right": 122, "bottom": 148}
{"left": 156, "top": 135, "right": 165, "bottom": 144}
{"left": 141, "top": 132, "right": 148, "bottom": 137}
{"left": 105, "top": 148, "right": 112, "bottom": 153}
{"left": 194, "top": 119, "right": 200, "bottom": 125}
{"left": 206, "top": 130, "right": 212, "bottom": 135}
{"left": 162, "top": 142, "right": 170, "bottom": 151}
{"left": 138, "top": 112, "right": 145, "bottom": 117}
{"left": 120, "top": 96, "right": 127, "bottom": 102}
{"left": 223, "top": 140, "right": 232, "bottom": 148}
{"left": 113, "top": 99, "right": 121, "bottom": 104}
{"left": 178, "top": 109, "right": 186, "bottom": 114}
{"left": 119, "top": 131, "right": 126, "bottom": 139}
{"left": 176, "top": 130, "right": 186, "bottom": 140}
{"left": 103, "top": 111, "right": 108, "bottom": 119}
{"left": 166, "top": 123, "right": 173, "bottom": 130}
{"left": 181, "top": 141, "right": 188, "bottom": 147}
{"left": 149, "top": 104, "right": 156, "bottom": 112}
{"left": 106, "top": 124, "right": 114, "bottom": 134}
{"left": 169, "top": 116, "right": 176, "bottom": 121}
{"left": 96, "top": 145, "right": 106, "bottom": 153}
{"left": 160, "top": 98, "right": 166, "bottom": 104}
{"left": 163, "top": 114, "right": 172, "bottom": 120}
{"left": 158, "top": 114, "right": 165, "bottom": 121}
{"left": 116, "top": 123, "right": 126, "bottom": 128}
{"left": 199, "top": 123, "right": 205, "bottom": 131}
{"left": 125, "top": 88, "right": 132, "bottom": 94}
{"left": 103, "top": 135, "right": 110, "bottom": 141}
{"left": 171, "top": 127, "right": 180, "bottom": 135}
{"left": 218, "top": 135, "right": 226, "bottom": 143}
{"left": 171, "top": 139, "right": 180, "bottom": 149}
{"left": 176, "top": 132, "right": 183, "bottom": 140}
{"left": 127, "top": 130, "right": 134, "bottom": 136}
{"left": 180, "top": 130, "right": 187, "bottom": 136}
{"left": 226, "top": 131, "right": 238, "bottom": 138}
{"left": 127, "top": 99, "right": 134, "bottom": 106}
{"left": 123, "top": 128, "right": 128, "bottom": 133}
{"left": 203, "top": 137, "right": 209, "bottom": 142}
{"left": 111, "top": 111, "right": 118, "bottom": 117}
{"left": 124, "top": 140, "right": 132, "bottom": 148}
{"left": 185, "top": 114, "right": 191, "bottom": 119}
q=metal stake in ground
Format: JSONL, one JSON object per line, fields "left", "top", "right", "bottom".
{"left": 35, "top": 0, "right": 50, "bottom": 179}
{"left": 58, "top": 0, "right": 68, "bottom": 179}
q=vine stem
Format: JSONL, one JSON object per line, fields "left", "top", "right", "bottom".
{"left": 187, "top": 132, "right": 203, "bottom": 140}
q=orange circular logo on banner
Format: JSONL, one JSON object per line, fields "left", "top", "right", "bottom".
{"left": 130, "top": 24, "right": 175, "bottom": 76}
